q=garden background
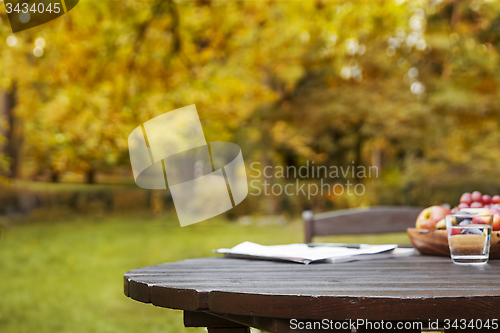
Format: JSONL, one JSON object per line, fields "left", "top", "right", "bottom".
{"left": 2, "top": 1, "right": 500, "bottom": 332}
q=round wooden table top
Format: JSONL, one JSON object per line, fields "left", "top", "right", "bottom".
{"left": 124, "top": 256, "right": 500, "bottom": 321}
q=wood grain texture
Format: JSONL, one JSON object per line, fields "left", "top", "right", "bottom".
{"left": 124, "top": 256, "right": 500, "bottom": 321}
{"left": 408, "top": 228, "right": 500, "bottom": 259}
{"left": 184, "top": 311, "right": 247, "bottom": 328}
{"left": 304, "top": 206, "right": 422, "bottom": 243}
{"left": 184, "top": 312, "right": 495, "bottom": 333}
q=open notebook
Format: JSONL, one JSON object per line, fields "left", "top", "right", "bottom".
{"left": 215, "top": 241, "right": 415, "bottom": 264}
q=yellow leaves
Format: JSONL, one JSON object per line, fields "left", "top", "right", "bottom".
{"left": 475, "top": 79, "right": 497, "bottom": 94}
{"left": 271, "top": 121, "right": 323, "bottom": 162}
{"left": 1, "top": 0, "right": 499, "bottom": 186}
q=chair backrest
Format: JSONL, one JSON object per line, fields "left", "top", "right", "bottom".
{"left": 303, "top": 206, "right": 422, "bottom": 243}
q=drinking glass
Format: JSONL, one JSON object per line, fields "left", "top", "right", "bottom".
{"left": 445, "top": 214, "right": 492, "bottom": 265}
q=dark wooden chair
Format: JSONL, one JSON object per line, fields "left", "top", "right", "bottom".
{"left": 303, "top": 206, "right": 423, "bottom": 243}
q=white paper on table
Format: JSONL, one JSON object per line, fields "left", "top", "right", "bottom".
{"left": 215, "top": 241, "right": 413, "bottom": 264}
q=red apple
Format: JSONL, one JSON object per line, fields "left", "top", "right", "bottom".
{"left": 457, "top": 203, "right": 470, "bottom": 209}
{"left": 460, "top": 193, "right": 472, "bottom": 205}
{"left": 494, "top": 218, "right": 500, "bottom": 231}
{"left": 472, "top": 215, "right": 491, "bottom": 225}
{"left": 416, "top": 205, "right": 452, "bottom": 229}
{"left": 471, "top": 191, "right": 483, "bottom": 202}
{"left": 471, "top": 202, "right": 483, "bottom": 208}
{"left": 483, "top": 195, "right": 492, "bottom": 204}
{"left": 472, "top": 208, "right": 500, "bottom": 226}
{"left": 489, "top": 209, "right": 500, "bottom": 230}
{"left": 492, "top": 195, "right": 500, "bottom": 204}
{"left": 450, "top": 228, "right": 462, "bottom": 236}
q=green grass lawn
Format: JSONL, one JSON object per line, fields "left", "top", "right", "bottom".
{"left": 0, "top": 214, "right": 409, "bottom": 333}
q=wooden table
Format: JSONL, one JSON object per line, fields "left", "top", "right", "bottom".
{"left": 124, "top": 256, "right": 500, "bottom": 333}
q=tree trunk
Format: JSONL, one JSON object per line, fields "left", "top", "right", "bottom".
{"left": 371, "top": 147, "right": 383, "bottom": 177}
{"left": 450, "top": 2, "right": 461, "bottom": 29}
{"left": 0, "top": 82, "right": 22, "bottom": 178}
{"left": 86, "top": 168, "right": 96, "bottom": 184}
{"left": 352, "top": 124, "right": 364, "bottom": 184}
{"left": 50, "top": 170, "right": 60, "bottom": 183}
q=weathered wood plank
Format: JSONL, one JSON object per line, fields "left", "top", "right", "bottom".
{"left": 151, "top": 286, "right": 209, "bottom": 310}
{"left": 124, "top": 256, "right": 500, "bottom": 321}
{"left": 207, "top": 328, "right": 250, "bottom": 333}
{"left": 184, "top": 311, "right": 247, "bottom": 328}
{"left": 208, "top": 291, "right": 500, "bottom": 321}
{"left": 305, "top": 206, "right": 422, "bottom": 242}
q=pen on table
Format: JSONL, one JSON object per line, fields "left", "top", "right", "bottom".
{"left": 307, "top": 243, "right": 366, "bottom": 249}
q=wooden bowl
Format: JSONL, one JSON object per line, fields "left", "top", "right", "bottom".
{"left": 407, "top": 228, "right": 500, "bottom": 259}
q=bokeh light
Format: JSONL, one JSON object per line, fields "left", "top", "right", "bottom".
{"left": 411, "top": 82, "right": 425, "bottom": 95}
{"left": 6, "top": 35, "right": 17, "bottom": 47}
{"left": 35, "top": 38, "right": 46, "bottom": 48}
{"left": 33, "top": 46, "right": 44, "bottom": 57}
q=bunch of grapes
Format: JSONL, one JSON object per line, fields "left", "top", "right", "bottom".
{"left": 453, "top": 191, "right": 500, "bottom": 231}
{"left": 456, "top": 191, "right": 500, "bottom": 210}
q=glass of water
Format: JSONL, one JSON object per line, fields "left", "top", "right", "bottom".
{"left": 445, "top": 213, "right": 492, "bottom": 265}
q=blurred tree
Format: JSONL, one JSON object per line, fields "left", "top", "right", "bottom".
{"left": 0, "top": 83, "right": 20, "bottom": 178}
{"left": 0, "top": 0, "right": 500, "bottom": 211}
